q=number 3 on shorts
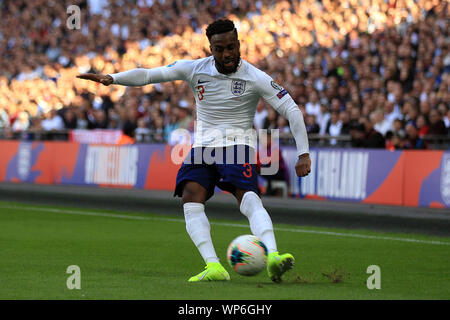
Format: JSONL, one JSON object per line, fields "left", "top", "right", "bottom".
{"left": 242, "top": 163, "right": 252, "bottom": 178}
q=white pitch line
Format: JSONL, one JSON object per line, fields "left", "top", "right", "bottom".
{"left": 1, "top": 204, "right": 450, "bottom": 246}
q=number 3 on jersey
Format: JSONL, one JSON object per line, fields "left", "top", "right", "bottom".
{"left": 243, "top": 163, "right": 252, "bottom": 178}
{"left": 197, "top": 85, "right": 205, "bottom": 101}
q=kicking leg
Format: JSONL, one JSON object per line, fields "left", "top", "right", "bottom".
{"left": 235, "top": 189, "right": 277, "bottom": 253}
{"left": 236, "top": 189, "right": 294, "bottom": 283}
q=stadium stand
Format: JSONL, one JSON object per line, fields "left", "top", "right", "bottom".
{"left": 0, "top": 0, "right": 448, "bottom": 149}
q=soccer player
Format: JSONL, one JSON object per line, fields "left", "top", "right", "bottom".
{"left": 77, "top": 19, "right": 311, "bottom": 283}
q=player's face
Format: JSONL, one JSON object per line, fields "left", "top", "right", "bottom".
{"left": 210, "top": 31, "right": 241, "bottom": 74}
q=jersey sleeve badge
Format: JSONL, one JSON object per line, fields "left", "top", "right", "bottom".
{"left": 271, "top": 81, "right": 288, "bottom": 99}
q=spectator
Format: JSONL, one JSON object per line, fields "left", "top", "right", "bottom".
{"left": 62, "top": 108, "right": 78, "bottom": 129}
{"left": 437, "top": 102, "right": 449, "bottom": 128}
{"left": 115, "top": 107, "right": 130, "bottom": 131}
{"left": 164, "top": 112, "right": 179, "bottom": 143}
{"left": 428, "top": 109, "right": 447, "bottom": 136}
{"left": 361, "top": 116, "right": 385, "bottom": 149}
{"left": 263, "top": 108, "right": 278, "bottom": 131}
{"left": 75, "top": 108, "right": 90, "bottom": 130}
{"left": 305, "top": 114, "right": 320, "bottom": 134}
{"left": 403, "top": 100, "right": 420, "bottom": 127}
{"left": 28, "top": 115, "right": 44, "bottom": 133}
{"left": 176, "top": 104, "right": 194, "bottom": 131}
{"left": 254, "top": 99, "right": 268, "bottom": 131}
{"left": 384, "top": 101, "right": 403, "bottom": 125}
{"left": 277, "top": 117, "right": 290, "bottom": 135}
{"left": 107, "top": 109, "right": 121, "bottom": 129}
{"left": 416, "top": 114, "right": 430, "bottom": 138}
{"left": 257, "top": 130, "right": 288, "bottom": 197}
{"left": 420, "top": 100, "right": 432, "bottom": 118}
{"left": 124, "top": 107, "right": 139, "bottom": 131}
{"left": 41, "top": 109, "right": 64, "bottom": 131}
{"left": 386, "top": 133, "right": 404, "bottom": 151}
{"left": 152, "top": 116, "right": 165, "bottom": 143}
{"left": 12, "top": 111, "right": 30, "bottom": 132}
{"left": 0, "top": 108, "right": 10, "bottom": 131}
{"left": 117, "top": 122, "right": 136, "bottom": 145}
{"left": 305, "top": 90, "right": 321, "bottom": 119}
{"left": 135, "top": 117, "right": 152, "bottom": 143}
{"left": 88, "top": 109, "right": 109, "bottom": 129}
{"left": 349, "top": 107, "right": 361, "bottom": 127}
{"left": 339, "top": 110, "right": 351, "bottom": 135}
{"left": 404, "top": 123, "right": 427, "bottom": 149}
{"left": 324, "top": 111, "right": 342, "bottom": 146}
{"left": 349, "top": 122, "right": 366, "bottom": 148}
{"left": 318, "top": 104, "right": 331, "bottom": 135}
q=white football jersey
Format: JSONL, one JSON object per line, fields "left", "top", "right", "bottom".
{"left": 110, "top": 56, "right": 308, "bottom": 155}
{"left": 153, "top": 56, "right": 291, "bottom": 148}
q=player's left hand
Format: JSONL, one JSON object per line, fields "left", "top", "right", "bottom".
{"left": 295, "top": 153, "right": 311, "bottom": 177}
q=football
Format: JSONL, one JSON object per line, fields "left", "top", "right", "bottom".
{"left": 226, "top": 234, "right": 268, "bottom": 276}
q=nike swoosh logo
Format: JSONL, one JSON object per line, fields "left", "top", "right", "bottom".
{"left": 197, "top": 79, "right": 209, "bottom": 84}
{"left": 198, "top": 271, "right": 209, "bottom": 280}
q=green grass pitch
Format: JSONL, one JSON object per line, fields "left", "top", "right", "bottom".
{"left": 0, "top": 200, "right": 449, "bottom": 300}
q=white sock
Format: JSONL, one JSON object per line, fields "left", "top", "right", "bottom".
{"left": 239, "top": 191, "right": 278, "bottom": 253}
{"left": 183, "top": 202, "right": 220, "bottom": 264}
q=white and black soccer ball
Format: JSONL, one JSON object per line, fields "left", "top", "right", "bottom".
{"left": 226, "top": 235, "right": 268, "bottom": 276}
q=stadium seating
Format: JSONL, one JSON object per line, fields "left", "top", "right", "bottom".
{"left": 0, "top": 0, "right": 448, "bottom": 150}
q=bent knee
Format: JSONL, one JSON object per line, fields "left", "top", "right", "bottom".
{"left": 182, "top": 181, "right": 207, "bottom": 204}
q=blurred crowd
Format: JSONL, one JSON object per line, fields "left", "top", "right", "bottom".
{"left": 0, "top": 0, "right": 449, "bottom": 150}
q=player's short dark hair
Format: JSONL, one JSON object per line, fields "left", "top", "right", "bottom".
{"left": 206, "top": 19, "right": 237, "bottom": 41}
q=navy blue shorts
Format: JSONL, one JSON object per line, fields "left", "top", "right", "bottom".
{"left": 174, "top": 145, "right": 259, "bottom": 200}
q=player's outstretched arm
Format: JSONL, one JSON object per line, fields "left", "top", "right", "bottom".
{"left": 77, "top": 69, "right": 152, "bottom": 87}
{"left": 76, "top": 73, "right": 114, "bottom": 86}
{"left": 77, "top": 61, "right": 194, "bottom": 87}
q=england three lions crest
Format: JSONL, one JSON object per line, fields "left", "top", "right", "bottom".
{"left": 231, "top": 80, "right": 246, "bottom": 96}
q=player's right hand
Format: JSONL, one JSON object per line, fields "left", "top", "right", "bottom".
{"left": 76, "top": 73, "right": 113, "bottom": 86}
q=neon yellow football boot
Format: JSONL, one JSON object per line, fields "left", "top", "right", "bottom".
{"left": 267, "top": 252, "right": 295, "bottom": 283}
{"left": 188, "top": 262, "right": 231, "bottom": 282}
